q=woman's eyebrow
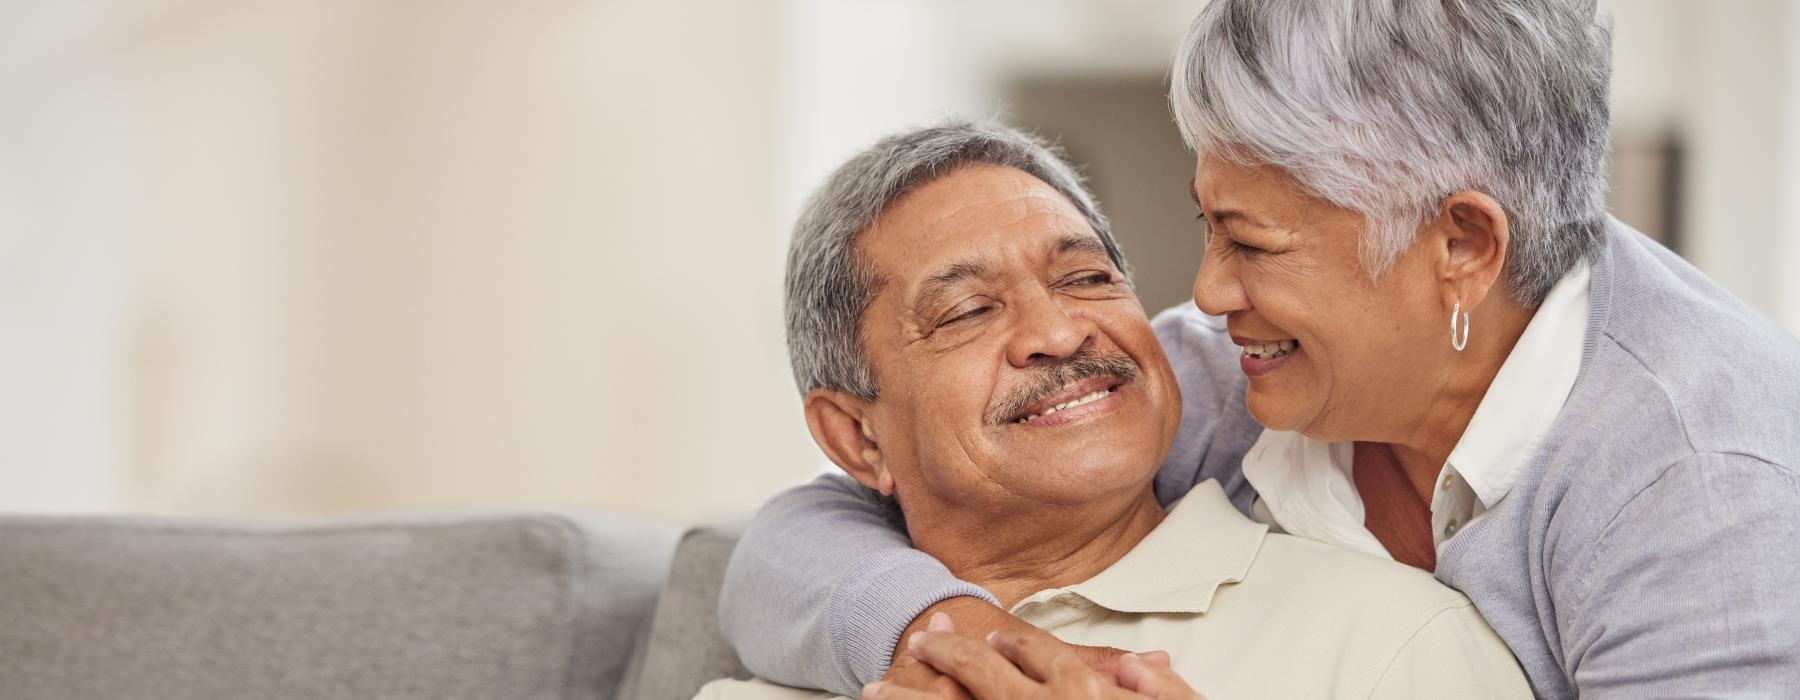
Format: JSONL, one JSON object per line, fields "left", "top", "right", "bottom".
{"left": 1189, "top": 177, "right": 1256, "bottom": 227}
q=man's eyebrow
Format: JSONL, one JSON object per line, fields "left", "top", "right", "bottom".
{"left": 912, "top": 259, "right": 990, "bottom": 314}
{"left": 1053, "top": 235, "right": 1111, "bottom": 260}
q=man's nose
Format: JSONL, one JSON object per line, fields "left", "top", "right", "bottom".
{"left": 1193, "top": 251, "right": 1248, "bottom": 316}
{"left": 1004, "top": 290, "right": 1093, "bottom": 368}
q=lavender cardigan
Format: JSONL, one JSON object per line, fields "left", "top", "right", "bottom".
{"left": 719, "top": 221, "right": 1800, "bottom": 698}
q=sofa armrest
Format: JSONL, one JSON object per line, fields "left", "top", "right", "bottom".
{"left": 621, "top": 521, "right": 753, "bottom": 700}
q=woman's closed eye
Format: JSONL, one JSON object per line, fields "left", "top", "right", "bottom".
{"left": 1227, "top": 239, "right": 1266, "bottom": 255}
{"left": 1199, "top": 213, "right": 1269, "bottom": 256}
{"left": 1206, "top": 227, "right": 1267, "bottom": 255}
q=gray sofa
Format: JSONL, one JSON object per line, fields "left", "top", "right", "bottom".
{"left": 0, "top": 511, "right": 756, "bottom": 699}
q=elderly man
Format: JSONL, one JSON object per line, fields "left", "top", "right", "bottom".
{"left": 700, "top": 123, "right": 1530, "bottom": 699}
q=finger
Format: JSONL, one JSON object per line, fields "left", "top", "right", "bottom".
{"left": 986, "top": 626, "right": 1093, "bottom": 682}
{"left": 864, "top": 680, "right": 954, "bottom": 700}
{"left": 1116, "top": 654, "right": 1204, "bottom": 700}
{"left": 882, "top": 653, "right": 948, "bottom": 692}
{"left": 928, "top": 611, "right": 956, "bottom": 633}
{"left": 1072, "top": 645, "right": 1132, "bottom": 676}
{"left": 1138, "top": 650, "right": 1171, "bottom": 668}
{"left": 928, "top": 674, "right": 975, "bottom": 700}
{"left": 909, "top": 631, "right": 1038, "bottom": 699}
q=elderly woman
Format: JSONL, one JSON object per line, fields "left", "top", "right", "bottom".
{"left": 719, "top": 1, "right": 1800, "bottom": 698}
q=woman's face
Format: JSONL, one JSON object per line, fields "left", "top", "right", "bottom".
{"left": 1189, "top": 154, "right": 1449, "bottom": 441}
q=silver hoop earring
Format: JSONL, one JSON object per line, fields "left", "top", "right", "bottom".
{"left": 1450, "top": 300, "right": 1470, "bottom": 352}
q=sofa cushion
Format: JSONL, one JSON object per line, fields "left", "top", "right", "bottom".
{"left": 0, "top": 511, "right": 677, "bottom": 700}
{"left": 620, "top": 521, "right": 752, "bottom": 700}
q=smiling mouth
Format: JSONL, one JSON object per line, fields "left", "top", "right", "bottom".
{"left": 1014, "top": 384, "right": 1122, "bottom": 424}
{"left": 1241, "top": 339, "right": 1299, "bottom": 360}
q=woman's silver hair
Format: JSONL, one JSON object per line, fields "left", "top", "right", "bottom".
{"left": 1171, "top": 0, "right": 1614, "bottom": 305}
{"left": 786, "top": 121, "right": 1128, "bottom": 400}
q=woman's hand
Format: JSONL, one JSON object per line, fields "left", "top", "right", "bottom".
{"left": 863, "top": 622, "right": 1202, "bottom": 700}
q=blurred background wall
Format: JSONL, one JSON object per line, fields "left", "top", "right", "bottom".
{"left": 3, "top": 0, "right": 1797, "bottom": 522}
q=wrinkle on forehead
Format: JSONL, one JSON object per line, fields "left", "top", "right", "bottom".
{"left": 863, "top": 165, "right": 1095, "bottom": 291}
{"left": 892, "top": 171, "right": 1084, "bottom": 240}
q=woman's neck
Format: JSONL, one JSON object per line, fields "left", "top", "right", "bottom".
{"left": 1388, "top": 298, "right": 1538, "bottom": 493}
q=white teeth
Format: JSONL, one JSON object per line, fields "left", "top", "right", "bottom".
{"left": 1242, "top": 340, "right": 1299, "bottom": 360}
{"left": 1017, "top": 388, "right": 1114, "bottom": 423}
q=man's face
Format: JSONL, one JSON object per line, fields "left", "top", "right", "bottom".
{"left": 856, "top": 164, "right": 1181, "bottom": 511}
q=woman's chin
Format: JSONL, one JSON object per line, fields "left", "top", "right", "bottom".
{"left": 1244, "top": 388, "right": 1308, "bottom": 432}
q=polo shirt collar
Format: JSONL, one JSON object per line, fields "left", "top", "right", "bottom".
{"left": 1059, "top": 480, "right": 1268, "bottom": 614}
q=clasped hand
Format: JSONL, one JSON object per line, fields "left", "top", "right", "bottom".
{"left": 862, "top": 614, "right": 1205, "bottom": 700}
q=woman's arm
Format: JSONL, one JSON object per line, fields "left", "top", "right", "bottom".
{"left": 717, "top": 473, "right": 999, "bottom": 695}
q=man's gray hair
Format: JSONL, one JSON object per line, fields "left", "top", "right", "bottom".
{"left": 786, "top": 122, "right": 1128, "bottom": 400}
{"left": 1171, "top": 0, "right": 1613, "bottom": 305}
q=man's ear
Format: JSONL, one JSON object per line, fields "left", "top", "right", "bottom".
{"left": 802, "top": 388, "right": 895, "bottom": 496}
{"left": 1429, "top": 191, "right": 1511, "bottom": 310}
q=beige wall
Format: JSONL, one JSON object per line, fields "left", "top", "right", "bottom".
{"left": 1678, "top": 0, "right": 1800, "bottom": 329}
{"left": 2, "top": 1, "right": 818, "bottom": 522}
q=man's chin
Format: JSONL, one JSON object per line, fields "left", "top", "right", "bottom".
{"left": 1017, "top": 467, "right": 1160, "bottom": 508}
{"left": 998, "top": 434, "right": 1162, "bottom": 485}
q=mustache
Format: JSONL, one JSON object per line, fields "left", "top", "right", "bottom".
{"left": 985, "top": 348, "right": 1140, "bottom": 425}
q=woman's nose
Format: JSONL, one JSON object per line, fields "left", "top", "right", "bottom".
{"left": 1193, "top": 253, "right": 1247, "bottom": 316}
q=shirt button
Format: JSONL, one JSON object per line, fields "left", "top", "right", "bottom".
{"left": 1443, "top": 519, "right": 1460, "bottom": 538}
{"left": 1441, "top": 473, "right": 1455, "bottom": 492}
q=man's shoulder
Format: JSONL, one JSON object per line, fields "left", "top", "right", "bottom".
{"left": 1253, "top": 533, "right": 1474, "bottom": 617}
{"left": 1208, "top": 532, "right": 1526, "bottom": 697}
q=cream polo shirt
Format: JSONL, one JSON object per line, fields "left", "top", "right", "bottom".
{"left": 696, "top": 481, "right": 1530, "bottom": 700}
{"left": 1244, "top": 261, "right": 1592, "bottom": 555}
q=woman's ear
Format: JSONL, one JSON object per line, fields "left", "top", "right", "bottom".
{"left": 1430, "top": 191, "right": 1511, "bottom": 309}
{"left": 802, "top": 389, "right": 893, "bottom": 495}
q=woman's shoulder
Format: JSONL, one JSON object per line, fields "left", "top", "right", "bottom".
{"left": 1588, "top": 225, "right": 1800, "bottom": 465}
{"left": 1543, "top": 226, "right": 1800, "bottom": 503}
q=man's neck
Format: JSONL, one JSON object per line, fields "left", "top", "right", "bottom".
{"left": 909, "top": 488, "right": 1165, "bottom": 609}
